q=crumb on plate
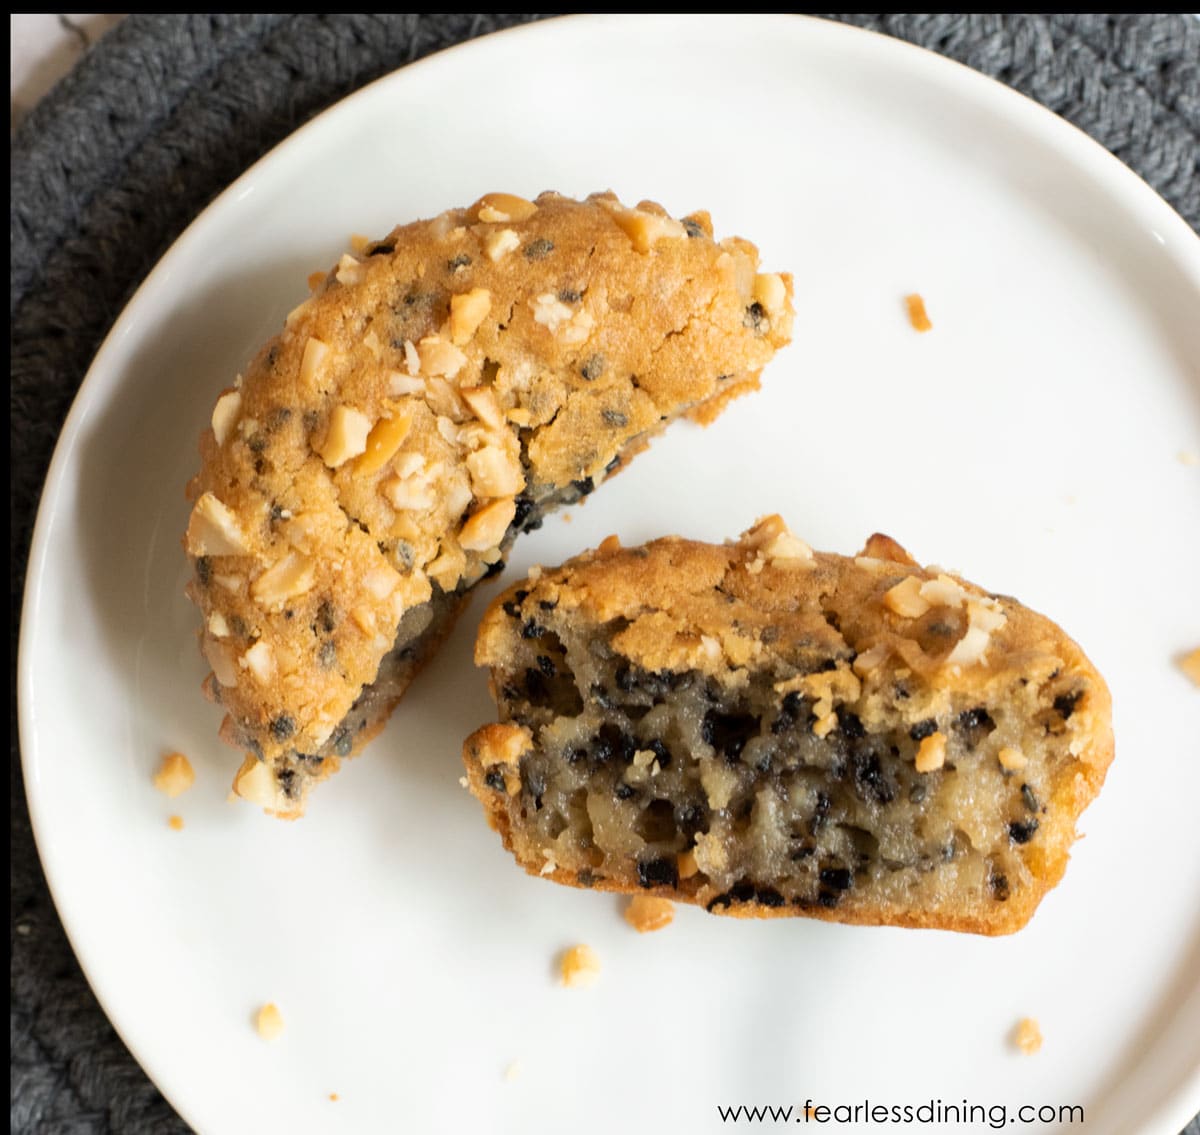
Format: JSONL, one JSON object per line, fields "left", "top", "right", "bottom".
{"left": 559, "top": 944, "right": 601, "bottom": 988}
{"left": 1013, "top": 1017, "right": 1042, "bottom": 1054}
{"left": 168, "top": 815, "right": 184, "bottom": 831}
{"left": 504, "top": 1060, "right": 522, "bottom": 1082}
{"left": 904, "top": 293, "right": 933, "bottom": 333}
{"left": 1180, "top": 648, "right": 1200, "bottom": 686}
{"left": 256, "top": 1002, "right": 285, "bottom": 1040}
{"left": 153, "top": 751, "right": 195, "bottom": 798}
{"left": 328, "top": 1093, "right": 339, "bottom": 1102}
{"left": 623, "top": 894, "right": 675, "bottom": 933}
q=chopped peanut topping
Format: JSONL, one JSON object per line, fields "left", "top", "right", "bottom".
{"left": 1180, "top": 648, "right": 1200, "bottom": 686}
{"left": 905, "top": 293, "right": 933, "bottom": 332}
{"left": 317, "top": 406, "right": 371, "bottom": 468}
{"left": 459, "top": 497, "right": 517, "bottom": 552}
{"left": 251, "top": 552, "right": 316, "bottom": 609}
{"left": 624, "top": 895, "right": 675, "bottom": 933}
{"left": 559, "top": 944, "right": 601, "bottom": 988}
{"left": 466, "top": 446, "right": 525, "bottom": 498}
{"left": 210, "top": 390, "right": 241, "bottom": 447}
{"left": 354, "top": 407, "right": 414, "bottom": 476}
{"left": 884, "top": 575, "right": 931, "bottom": 618}
{"left": 168, "top": 815, "right": 184, "bottom": 831}
{"left": 473, "top": 192, "right": 538, "bottom": 224}
{"left": 299, "top": 336, "right": 330, "bottom": 386}
{"left": 998, "top": 746, "right": 1028, "bottom": 771}
{"left": 449, "top": 288, "right": 492, "bottom": 345}
{"left": 752, "top": 272, "right": 787, "bottom": 316}
{"left": 240, "top": 641, "right": 275, "bottom": 683}
{"left": 484, "top": 228, "right": 520, "bottom": 262}
{"left": 915, "top": 732, "right": 947, "bottom": 772}
{"left": 460, "top": 385, "right": 504, "bottom": 429}
{"left": 186, "top": 493, "right": 250, "bottom": 557}
{"left": 153, "top": 752, "right": 195, "bottom": 798}
{"left": 600, "top": 199, "right": 687, "bottom": 252}
{"left": 1013, "top": 1017, "right": 1043, "bottom": 1054}
{"left": 416, "top": 335, "right": 467, "bottom": 379}
{"left": 256, "top": 1003, "right": 285, "bottom": 1041}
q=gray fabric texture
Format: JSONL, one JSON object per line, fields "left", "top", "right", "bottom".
{"left": 10, "top": 14, "right": 1199, "bottom": 1134}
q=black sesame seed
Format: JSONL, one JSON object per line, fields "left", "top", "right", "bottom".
{"left": 316, "top": 600, "right": 337, "bottom": 634}
{"left": 743, "top": 301, "right": 766, "bottom": 332}
{"left": 771, "top": 691, "right": 804, "bottom": 735}
{"left": 483, "top": 559, "right": 504, "bottom": 579}
{"left": 317, "top": 641, "right": 337, "bottom": 669}
{"left": 558, "top": 288, "right": 581, "bottom": 303}
{"left": 576, "top": 869, "right": 597, "bottom": 887}
{"left": 330, "top": 727, "right": 352, "bottom": 758}
{"left": 1009, "top": 819, "right": 1039, "bottom": 844}
{"left": 195, "top": 556, "right": 212, "bottom": 586}
{"left": 276, "top": 768, "right": 298, "bottom": 798}
{"left": 682, "top": 218, "right": 705, "bottom": 238}
{"left": 819, "top": 868, "right": 853, "bottom": 891}
{"left": 521, "top": 620, "right": 548, "bottom": 640}
{"left": 538, "top": 598, "right": 558, "bottom": 611}
{"left": 303, "top": 410, "right": 320, "bottom": 431}
{"left": 447, "top": 253, "right": 471, "bottom": 272}
{"left": 1021, "top": 784, "right": 1040, "bottom": 813}
{"left": 269, "top": 503, "right": 285, "bottom": 524}
{"left": 484, "top": 768, "right": 507, "bottom": 792}
{"left": 675, "top": 801, "right": 705, "bottom": 836}
{"left": 637, "top": 856, "right": 678, "bottom": 889}
{"left": 852, "top": 752, "right": 895, "bottom": 805}
{"left": 524, "top": 237, "right": 554, "bottom": 260}
{"left": 909, "top": 719, "right": 938, "bottom": 741}
{"left": 1054, "top": 690, "right": 1083, "bottom": 719}
{"left": 536, "top": 655, "right": 556, "bottom": 678}
{"left": 580, "top": 354, "right": 605, "bottom": 381}
{"left": 570, "top": 477, "right": 595, "bottom": 498}
{"left": 369, "top": 242, "right": 395, "bottom": 256}
{"left": 604, "top": 455, "right": 621, "bottom": 475}
{"left": 957, "top": 706, "right": 994, "bottom": 732}
{"left": 840, "top": 712, "right": 866, "bottom": 739}
{"left": 512, "top": 495, "right": 539, "bottom": 533}
{"left": 601, "top": 409, "right": 628, "bottom": 428}
{"left": 270, "top": 714, "right": 296, "bottom": 741}
{"left": 990, "top": 872, "right": 1011, "bottom": 902}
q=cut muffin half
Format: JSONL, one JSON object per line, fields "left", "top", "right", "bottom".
{"left": 463, "top": 518, "right": 1113, "bottom": 935}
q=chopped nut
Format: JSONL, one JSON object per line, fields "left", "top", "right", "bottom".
{"left": 459, "top": 497, "right": 517, "bottom": 552}
{"left": 484, "top": 228, "right": 520, "bottom": 262}
{"left": 919, "top": 574, "right": 967, "bottom": 609}
{"left": 240, "top": 641, "right": 275, "bottom": 683}
{"left": 741, "top": 515, "right": 813, "bottom": 564}
{"left": 362, "top": 562, "right": 403, "bottom": 600}
{"left": 206, "top": 611, "right": 230, "bottom": 638}
{"left": 384, "top": 471, "right": 437, "bottom": 512}
{"left": 851, "top": 643, "right": 891, "bottom": 675}
{"left": 1013, "top": 1017, "right": 1042, "bottom": 1054}
{"left": 998, "top": 746, "right": 1028, "bottom": 771}
{"left": 460, "top": 385, "right": 504, "bottom": 429}
{"left": 752, "top": 272, "right": 787, "bottom": 316}
{"left": 251, "top": 552, "right": 316, "bottom": 609}
{"left": 210, "top": 390, "right": 242, "bottom": 447}
{"left": 187, "top": 493, "right": 250, "bottom": 557}
{"left": 449, "top": 288, "right": 491, "bottom": 345}
{"left": 153, "top": 752, "right": 195, "bottom": 798}
{"left": 531, "top": 292, "right": 574, "bottom": 333}
{"left": 317, "top": 405, "right": 372, "bottom": 468}
{"left": 905, "top": 293, "right": 933, "bottom": 332}
{"left": 417, "top": 335, "right": 467, "bottom": 379}
{"left": 915, "top": 732, "right": 947, "bottom": 772}
{"left": 600, "top": 199, "right": 687, "bottom": 252}
{"left": 1179, "top": 647, "right": 1200, "bottom": 686}
{"left": 256, "top": 1002, "right": 285, "bottom": 1041}
{"left": 234, "top": 756, "right": 288, "bottom": 811}
{"left": 559, "top": 944, "right": 601, "bottom": 988}
{"left": 299, "top": 336, "right": 330, "bottom": 386}
{"left": 884, "top": 575, "right": 931, "bottom": 618}
{"left": 387, "top": 369, "right": 424, "bottom": 397}
{"left": 334, "top": 253, "right": 363, "bottom": 285}
{"left": 168, "top": 815, "right": 184, "bottom": 831}
{"left": 354, "top": 407, "right": 414, "bottom": 476}
{"left": 473, "top": 192, "right": 538, "bottom": 224}
{"left": 466, "top": 445, "right": 525, "bottom": 497}
{"left": 624, "top": 894, "right": 675, "bottom": 933}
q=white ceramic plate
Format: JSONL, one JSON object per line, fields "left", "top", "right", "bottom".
{"left": 20, "top": 15, "right": 1200, "bottom": 1135}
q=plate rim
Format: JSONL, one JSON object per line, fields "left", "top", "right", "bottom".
{"left": 17, "top": 13, "right": 1200, "bottom": 1134}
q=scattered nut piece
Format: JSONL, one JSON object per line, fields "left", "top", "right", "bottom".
{"left": 153, "top": 752, "right": 195, "bottom": 798}
{"left": 601, "top": 200, "right": 687, "bottom": 252}
{"left": 559, "top": 944, "right": 601, "bottom": 988}
{"left": 998, "top": 746, "right": 1028, "bottom": 771}
{"left": 355, "top": 408, "right": 414, "bottom": 476}
{"left": 186, "top": 493, "right": 250, "bottom": 557}
{"left": 210, "top": 390, "right": 242, "bottom": 447}
{"left": 251, "top": 552, "right": 316, "bottom": 609}
{"left": 915, "top": 732, "right": 947, "bottom": 773}
{"left": 884, "top": 575, "right": 931, "bottom": 618}
{"left": 255, "top": 1003, "right": 285, "bottom": 1041}
{"left": 317, "top": 405, "right": 372, "bottom": 468}
{"left": 1013, "top": 1017, "right": 1043, "bottom": 1054}
{"left": 473, "top": 192, "right": 538, "bottom": 224}
{"left": 624, "top": 894, "right": 675, "bottom": 933}
{"left": 240, "top": 641, "right": 275, "bottom": 683}
{"left": 417, "top": 335, "right": 468, "bottom": 379}
{"left": 449, "top": 288, "right": 492, "bottom": 345}
{"left": 484, "top": 228, "right": 521, "bottom": 262}
{"left": 299, "top": 336, "right": 330, "bottom": 386}
{"left": 168, "top": 815, "right": 185, "bottom": 831}
{"left": 1179, "top": 648, "right": 1200, "bottom": 686}
{"left": 905, "top": 293, "right": 933, "bottom": 332}
{"left": 459, "top": 497, "right": 517, "bottom": 552}
{"left": 328, "top": 1093, "right": 340, "bottom": 1102}
{"left": 460, "top": 385, "right": 504, "bottom": 429}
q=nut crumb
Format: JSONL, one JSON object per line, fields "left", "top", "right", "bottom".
{"left": 1179, "top": 648, "right": 1200, "bottom": 686}
{"left": 168, "top": 815, "right": 184, "bottom": 831}
{"left": 915, "top": 732, "right": 947, "bottom": 773}
{"left": 1013, "top": 1017, "right": 1043, "bottom": 1054}
{"left": 559, "top": 944, "right": 601, "bottom": 988}
{"left": 153, "top": 752, "right": 195, "bottom": 798}
{"left": 255, "top": 1003, "right": 284, "bottom": 1041}
{"left": 328, "top": 1093, "right": 339, "bottom": 1102}
{"left": 624, "top": 894, "right": 675, "bottom": 933}
{"left": 503, "top": 1060, "right": 522, "bottom": 1082}
{"left": 904, "top": 293, "right": 933, "bottom": 332}
{"left": 458, "top": 775, "right": 469, "bottom": 789}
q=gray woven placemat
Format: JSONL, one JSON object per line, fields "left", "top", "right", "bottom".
{"left": 10, "top": 15, "right": 1199, "bottom": 1134}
